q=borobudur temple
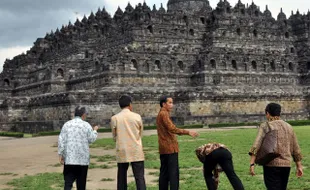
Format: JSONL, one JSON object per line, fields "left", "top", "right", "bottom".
{"left": 1, "top": 0, "right": 310, "bottom": 133}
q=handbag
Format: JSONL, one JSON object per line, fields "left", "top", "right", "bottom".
{"left": 255, "top": 122, "right": 281, "bottom": 165}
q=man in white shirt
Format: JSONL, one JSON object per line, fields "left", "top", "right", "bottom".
{"left": 58, "top": 106, "right": 99, "bottom": 190}
{"left": 111, "top": 95, "right": 146, "bottom": 190}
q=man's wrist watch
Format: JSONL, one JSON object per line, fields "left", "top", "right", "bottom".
{"left": 250, "top": 163, "right": 255, "bottom": 167}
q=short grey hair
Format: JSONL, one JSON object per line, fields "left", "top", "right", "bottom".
{"left": 74, "top": 106, "right": 87, "bottom": 117}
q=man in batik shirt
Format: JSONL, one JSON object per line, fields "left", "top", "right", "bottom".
{"left": 195, "top": 143, "right": 244, "bottom": 190}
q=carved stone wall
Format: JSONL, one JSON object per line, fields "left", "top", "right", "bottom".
{"left": 1, "top": 0, "right": 310, "bottom": 132}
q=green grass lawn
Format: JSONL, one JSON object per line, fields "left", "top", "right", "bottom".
{"left": 5, "top": 126, "right": 310, "bottom": 190}
{"left": 5, "top": 173, "right": 63, "bottom": 190}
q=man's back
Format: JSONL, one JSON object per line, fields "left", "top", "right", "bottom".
{"left": 264, "top": 120, "right": 302, "bottom": 166}
{"left": 58, "top": 117, "right": 97, "bottom": 165}
{"left": 58, "top": 106, "right": 99, "bottom": 190}
{"left": 111, "top": 109, "right": 144, "bottom": 163}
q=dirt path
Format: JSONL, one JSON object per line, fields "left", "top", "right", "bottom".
{"left": 0, "top": 127, "right": 255, "bottom": 190}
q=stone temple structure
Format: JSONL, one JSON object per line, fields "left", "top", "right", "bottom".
{"left": 1, "top": 0, "right": 310, "bottom": 133}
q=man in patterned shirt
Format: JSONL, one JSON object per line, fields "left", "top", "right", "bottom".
{"left": 58, "top": 106, "right": 99, "bottom": 190}
{"left": 156, "top": 96, "right": 199, "bottom": 190}
{"left": 195, "top": 143, "right": 244, "bottom": 190}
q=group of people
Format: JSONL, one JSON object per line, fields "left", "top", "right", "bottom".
{"left": 58, "top": 96, "right": 304, "bottom": 190}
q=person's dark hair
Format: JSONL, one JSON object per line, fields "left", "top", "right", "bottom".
{"left": 119, "top": 95, "right": 132, "bottom": 108}
{"left": 265, "top": 103, "right": 281, "bottom": 116}
{"left": 159, "top": 96, "right": 171, "bottom": 107}
{"left": 75, "top": 106, "right": 87, "bottom": 117}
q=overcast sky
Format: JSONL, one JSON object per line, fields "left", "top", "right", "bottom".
{"left": 1, "top": 0, "right": 309, "bottom": 72}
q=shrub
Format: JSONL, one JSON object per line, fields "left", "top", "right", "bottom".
{"left": 144, "top": 126, "right": 157, "bottom": 130}
{"left": 33, "top": 131, "right": 60, "bottom": 137}
{"left": 208, "top": 122, "right": 259, "bottom": 128}
{"left": 0, "top": 132, "right": 24, "bottom": 138}
{"left": 287, "top": 120, "right": 310, "bottom": 126}
{"left": 143, "top": 124, "right": 204, "bottom": 130}
{"left": 181, "top": 124, "right": 204, "bottom": 129}
{"left": 97, "top": 128, "right": 111, "bottom": 133}
{"left": 208, "top": 120, "right": 310, "bottom": 128}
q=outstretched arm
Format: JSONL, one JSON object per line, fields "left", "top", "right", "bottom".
{"left": 161, "top": 112, "right": 198, "bottom": 137}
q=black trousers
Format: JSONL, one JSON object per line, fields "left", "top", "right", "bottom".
{"left": 203, "top": 148, "right": 244, "bottom": 190}
{"left": 159, "top": 153, "right": 179, "bottom": 190}
{"left": 117, "top": 161, "right": 146, "bottom": 190}
{"left": 263, "top": 166, "right": 291, "bottom": 190}
{"left": 63, "top": 164, "right": 88, "bottom": 190}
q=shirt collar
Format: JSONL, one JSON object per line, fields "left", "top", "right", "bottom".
{"left": 75, "top": 116, "right": 82, "bottom": 120}
{"left": 160, "top": 107, "right": 170, "bottom": 112}
{"left": 121, "top": 108, "right": 131, "bottom": 113}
